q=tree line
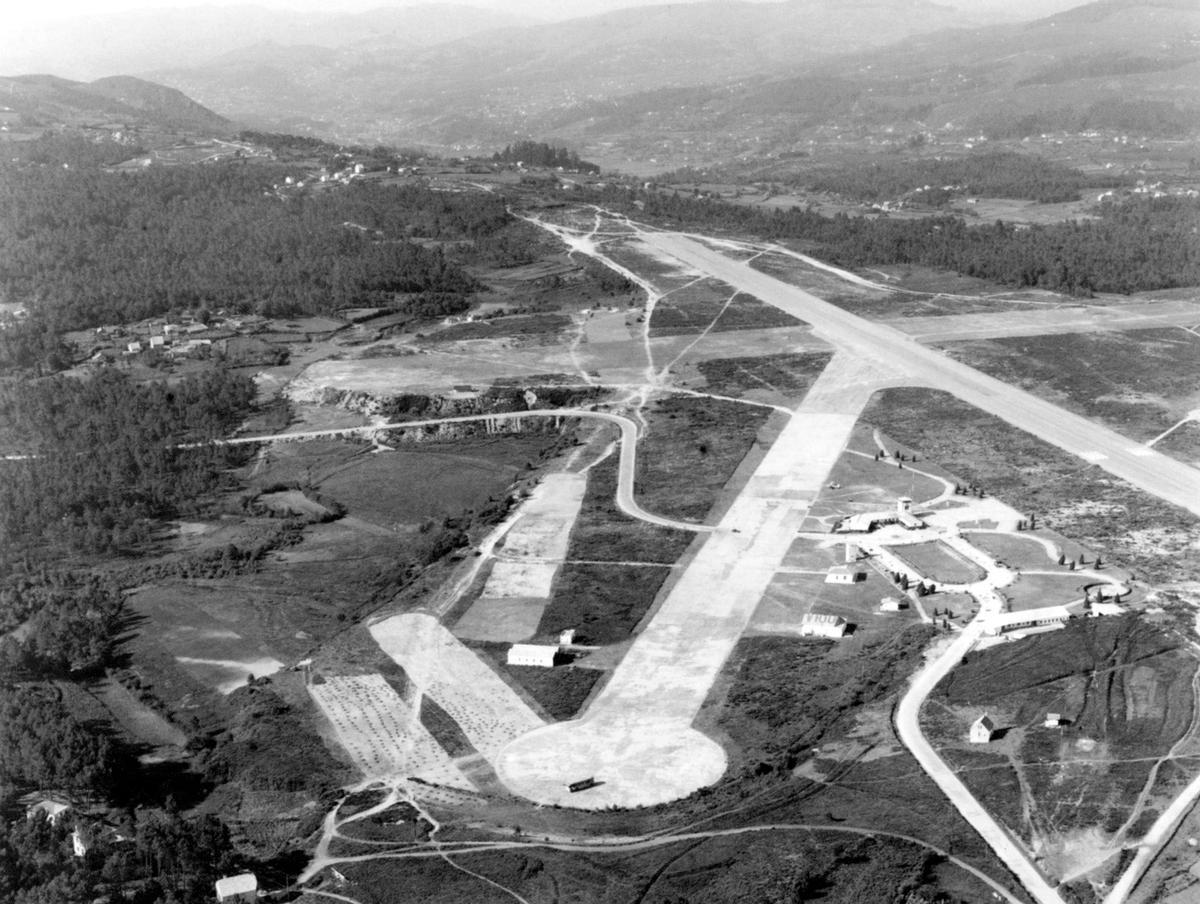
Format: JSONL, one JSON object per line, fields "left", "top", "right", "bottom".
{"left": 806, "top": 151, "right": 1124, "bottom": 205}
{"left": 587, "top": 184, "right": 1200, "bottom": 296}
{"left": 491, "top": 140, "right": 600, "bottom": 173}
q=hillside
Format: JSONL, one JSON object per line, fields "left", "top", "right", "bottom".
{"left": 146, "top": 0, "right": 973, "bottom": 148}
{"left": 0, "top": 74, "right": 230, "bottom": 133}
{"left": 0, "top": 4, "right": 533, "bottom": 82}
{"left": 139, "top": 0, "right": 1200, "bottom": 162}
{"left": 524, "top": 0, "right": 1200, "bottom": 163}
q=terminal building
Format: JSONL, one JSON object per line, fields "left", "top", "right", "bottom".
{"left": 834, "top": 498, "right": 925, "bottom": 534}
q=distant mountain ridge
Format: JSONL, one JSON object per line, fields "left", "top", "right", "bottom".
{"left": 0, "top": 75, "right": 230, "bottom": 133}
{"left": 0, "top": 4, "right": 535, "bottom": 82}
{"left": 144, "top": 0, "right": 975, "bottom": 146}
{"left": 4, "top": 0, "right": 1196, "bottom": 165}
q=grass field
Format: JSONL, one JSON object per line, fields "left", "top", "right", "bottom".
{"left": 649, "top": 280, "right": 804, "bottom": 337}
{"left": 864, "top": 387, "right": 1200, "bottom": 586}
{"left": 939, "top": 329, "right": 1200, "bottom": 465}
{"left": 696, "top": 351, "right": 832, "bottom": 403}
{"left": 887, "top": 540, "right": 986, "bottom": 584}
{"left": 965, "top": 531, "right": 1064, "bottom": 570}
{"left": 1002, "top": 572, "right": 1088, "bottom": 611}
{"left": 535, "top": 453, "right": 693, "bottom": 646}
{"left": 749, "top": 253, "right": 1028, "bottom": 318}
{"left": 928, "top": 616, "right": 1197, "bottom": 847}
{"left": 338, "top": 826, "right": 1002, "bottom": 904}
{"left": 751, "top": 568, "right": 918, "bottom": 644}
{"left": 466, "top": 641, "right": 603, "bottom": 722}
{"left": 636, "top": 394, "right": 773, "bottom": 522}
{"left": 1156, "top": 419, "right": 1200, "bottom": 467}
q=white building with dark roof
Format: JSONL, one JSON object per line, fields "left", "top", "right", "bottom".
{"left": 799, "top": 612, "right": 848, "bottom": 639}
{"left": 969, "top": 715, "right": 996, "bottom": 744}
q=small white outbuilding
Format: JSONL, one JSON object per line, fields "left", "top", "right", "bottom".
{"left": 507, "top": 644, "right": 557, "bottom": 668}
{"left": 825, "top": 565, "right": 864, "bottom": 585}
{"left": 969, "top": 715, "right": 996, "bottom": 744}
{"left": 215, "top": 873, "right": 258, "bottom": 904}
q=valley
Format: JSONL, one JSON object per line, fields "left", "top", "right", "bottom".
{"left": 1, "top": 2, "right": 1200, "bottom": 902}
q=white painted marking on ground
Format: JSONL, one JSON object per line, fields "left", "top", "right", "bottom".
{"left": 369, "top": 613, "right": 545, "bottom": 764}
{"left": 309, "top": 675, "right": 475, "bottom": 789}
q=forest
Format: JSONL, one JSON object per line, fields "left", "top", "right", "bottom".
{"left": 0, "top": 142, "right": 542, "bottom": 372}
{"left": 0, "top": 368, "right": 257, "bottom": 570}
{"left": 805, "top": 151, "right": 1124, "bottom": 204}
{"left": 590, "top": 185, "right": 1200, "bottom": 296}
{"left": 491, "top": 140, "right": 600, "bottom": 173}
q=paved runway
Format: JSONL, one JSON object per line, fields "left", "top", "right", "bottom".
{"left": 495, "top": 356, "right": 878, "bottom": 808}
{"left": 641, "top": 232, "right": 1200, "bottom": 520}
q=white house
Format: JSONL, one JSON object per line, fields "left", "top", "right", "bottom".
{"left": 880, "top": 596, "right": 907, "bottom": 612}
{"left": 558, "top": 629, "right": 576, "bottom": 648}
{"left": 24, "top": 796, "right": 71, "bottom": 824}
{"left": 969, "top": 715, "right": 996, "bottom": 744}
{"left": 148, "top": 335, "right": 166, "bottom": 349}
{"left": 825, "top": 565, "right": 864, "bottom": 585}
{"left": 126, "top": 340, "right": 143, "bottom": 354}
{"left": 215, "top": 873, "right": 258, "bottom": 904}
{"left": 507, "top": 644, "right": 557, "bottom": 668}
{"left": 1044, "top": 713, "right": 1064, "bottom": 728}
{"left": 799, "top": 613, "right": 848, "bottom": 639}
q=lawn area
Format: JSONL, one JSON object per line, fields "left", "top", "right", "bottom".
{"left": 964, "top": 531, "right": 1060, "bottom": 570}
{"left": 1003, "top": 572, "right": 1088, "bottom": 612}
{"left": 751, "top": 570, "right": 917, "bottom": 644}
{"left": 813, "top": 448, "right": 947, "bottom": 515}
{"left": 886, "top": 540, "right": 985, "bottom": 584}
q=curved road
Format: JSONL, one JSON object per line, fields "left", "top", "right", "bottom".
{"left": 225, "top": 408, "right": 715, "bottom": 534}
{"left": 633, "top": 227, "right": 1200, "bottom": 904}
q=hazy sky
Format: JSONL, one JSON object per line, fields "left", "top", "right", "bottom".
{"left": 12, "top": 0, "right": 1089, "bottom": 29}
